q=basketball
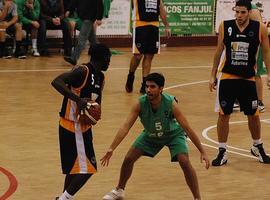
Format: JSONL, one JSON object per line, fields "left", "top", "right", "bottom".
{"left": 79, "top": 102, "right": 101, "bottom": 125}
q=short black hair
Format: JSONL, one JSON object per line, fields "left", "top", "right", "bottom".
{"left": 235, "top": 0, "right": 252, "bottom": 10}
{"left": 88, "top": 43, "right": 111, "bottom": 62}
{"left": 145, "top": 73, "right": 165, "bottom": 87}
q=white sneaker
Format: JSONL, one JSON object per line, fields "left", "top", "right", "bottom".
{"left": 258, "top": 101, "right": 265, "bottom": 113}
{"left": 103, "top": 188, "right": 124, "bottom": 200}
{"left": 32, "top": 48, "right": 40, "bottom": 57}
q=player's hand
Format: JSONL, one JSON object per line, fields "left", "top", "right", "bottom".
{"left": 95, "top": 20, "right": 102, "bottom": 26}
{"left": 100, "top": 148, "right": 113, "bottom": 167}
{"left": 209, "top": 76, "right": 217, "bottom": 92}
{"left": 200, "top": 152, "right": 210, "bottom": 169}
{"left": 31, "top": 21, "right": 40, "bottom": 28}
{"left": 76, "top": 98, "right": 88, "bottom": 111}
{"left": 165, "top": 27, "right": 171, "bottom": 38}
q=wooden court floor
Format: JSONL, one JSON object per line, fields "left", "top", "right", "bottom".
{"left": 0, "top": 47, "right": 270, "bottom": 200}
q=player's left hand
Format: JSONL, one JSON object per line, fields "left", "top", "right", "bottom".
{"left": 95, "top": 20, "right": 102, "bottom": 26}
{"left": 200, "top": 152, "right": 210, "bottom": 169}
{"left": 100, "top": 148, "right": 113, "bottom": 167}
{"left": 165, "top": 27, "right": 171, "bottom": 38}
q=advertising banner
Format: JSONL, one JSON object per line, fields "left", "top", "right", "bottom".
{"left": 96, "top": 0, "right": 131, "bottom": 35}
{"left": 160, "top": 0, "right": 215, "bottom": 35}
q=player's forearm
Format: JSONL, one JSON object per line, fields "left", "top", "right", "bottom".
{"left": 51, "top": 78, "right": 81, "bottom": 103}
{"left": 109, "top": 127, "right": 129, "bottom": 151}
{"left": 185, "top": 127, "right": 205, "bottom": 154}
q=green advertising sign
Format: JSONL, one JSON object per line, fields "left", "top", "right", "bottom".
{"left": 160, "top": 0, "right": 215, "bottom": 35}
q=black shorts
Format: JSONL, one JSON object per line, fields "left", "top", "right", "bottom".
{"left": 59, "top": 124, "right": 97, "bottom": 174}
{"left": 218, "top": 79, "right": 258, "bottom": 115}
{"left": 133, "top": 25, "right": 159, "bottom": 54}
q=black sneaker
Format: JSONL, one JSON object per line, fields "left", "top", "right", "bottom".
{"left": 212, "top": 148, "right": 228, "bottom": 166}
{"left": 125, "top": 73, "right": 135, "bottom": 93}
{"left": 3, "top": 48, "right": 12, "bottom": 59}
{"left": 14, "top": 48, "right": 26, "bottom": 59}
{"left": 258, "top": 100, "right": 265, "bottom": 113}
{"left": 64, "top": 56, "right": 77, "bottom": 66}
{"left": 251, "top": 143, "right": 270, "bottom": 163}
{"left": 140, "top": 82, "right": 146, "bottom": 94}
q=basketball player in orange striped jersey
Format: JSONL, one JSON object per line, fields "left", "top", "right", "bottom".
{"left": 209, "top": 0, "right": 270, "bottom": 167}
{"left": 125, "top": 0, "right": 171, "bottom": 94}
{"left": 51, "top": 43, "right": 111, "bottom": 200}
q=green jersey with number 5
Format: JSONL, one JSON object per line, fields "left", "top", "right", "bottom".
{"left": 139, "top": 93, "right": 184, "bottom": 138}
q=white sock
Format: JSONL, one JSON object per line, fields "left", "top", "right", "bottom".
{"left": 59, "top": 191, "right": 73, "bottom": 200}
{"left": 253, "top": 139, "right": 262, "bottom": 146}
{"left": 219, "top": 143, "right": 227, "bottom": 149}
{"left": 32, "top": 39, "right": 37, "bottom": 49}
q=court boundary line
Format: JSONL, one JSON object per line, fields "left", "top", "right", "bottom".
{"left": 201, "top": 119, "right": 270, "bottom": 159}
{"left": 0, "top": 65, "right": 211, "bottom": 73}
{"left": 0, "top": 167, "right": 18, "bottom": 200}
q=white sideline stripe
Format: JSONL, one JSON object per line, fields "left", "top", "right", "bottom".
{"left": 164, "top": 80, "right": 209, "bottom": 90}
{"left": 188, "top": 138, "right": 257, "bottom": 159}
{"left": 202, "top": 119, "right": 270, "bottom": 158}
{"left": 0, "top": 65, "right": 211, "bottom": 73}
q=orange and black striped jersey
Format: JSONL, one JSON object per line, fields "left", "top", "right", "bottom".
{"left": 59, "top": 64, "right": 104, "bottom": 122}
{"left": 219, "top": 20, "right": 261, "bottom": 79}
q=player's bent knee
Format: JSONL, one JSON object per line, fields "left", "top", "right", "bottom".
{"left": 177, "top": 154, "right": 191, "bottom": 168}
{"left": 122, "top": 156, "right": 136, "bottom": 166}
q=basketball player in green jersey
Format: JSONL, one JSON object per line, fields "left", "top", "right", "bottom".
{"left": 101, "top": 73, "right": 209, "bottom": 200}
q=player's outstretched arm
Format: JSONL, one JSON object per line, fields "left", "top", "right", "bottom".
{"left": 100, "top": 102, "right": 141, "bottom": 167}
{"left": 172, "top": 101, "right": 210, "bottom": 169}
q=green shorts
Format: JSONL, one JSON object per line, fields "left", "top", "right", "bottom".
{"left": 256, "top": 47, "right": 266, "bottom": 76}
{"left": 65, "top": 12, "right": 83, "bottom": 30}
{"left": 133, "top": 130, "right": 188, "bottom": 162}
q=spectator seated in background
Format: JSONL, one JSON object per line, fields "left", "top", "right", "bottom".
{"left": 16, "top": 0, "right": 40, "bottom": 56}
{"left": 63, "top": 0, "right": 80, "bottom": 41}
{"left": 38, "top": 0, "right": 72, "bottom": 56}
{"left": 0, "top": 0, "right": 26, "bottom": 59}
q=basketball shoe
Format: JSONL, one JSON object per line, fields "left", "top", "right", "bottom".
{"left": 251, "top": 143, "right": 270, "bottom": 163}
{"left": 212, "top": 147, "right": 228, "bottom": 166}
{"left": 258, "top": 100, "right": 265, "bottom": 113}
{"left": 14, "top": 48, "right": 26, "bottom": 59}
{"left": 103, "top": 188, "right": 124, "bottom": 200}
